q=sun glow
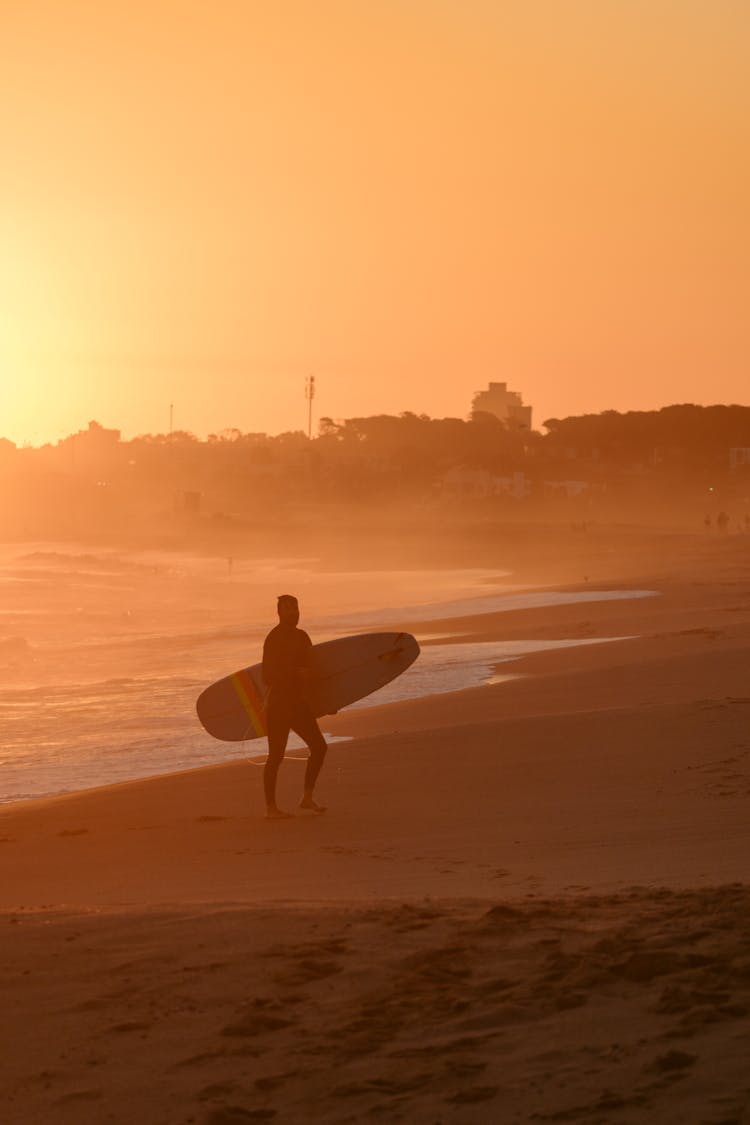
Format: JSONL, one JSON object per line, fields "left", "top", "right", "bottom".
{"left": 0, "top": 235, "right": 91, "bottom": 444}
{"left": 1, "top": 0, "right": 748, "bottom": 447}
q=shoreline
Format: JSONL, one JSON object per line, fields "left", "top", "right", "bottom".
{"left": 2, "top": 548, "right": 749, "bottom": 907}
{"left": 0, "top": 627, "right": 646, "bottom": 811}
{"left": 1, "top": 579, "right": 658, "bottom": 807}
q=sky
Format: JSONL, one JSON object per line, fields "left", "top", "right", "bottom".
{"left": 1, "top": 0, "right": 748, "bottom": 445}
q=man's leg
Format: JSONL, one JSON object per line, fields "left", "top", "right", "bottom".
{"left": 264, "top": 707, "right": 291, "bottom": 816}
{"left": 291, "top": 706, "right": 328, "bottom": 810}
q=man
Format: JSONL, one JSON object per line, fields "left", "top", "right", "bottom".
{"left": 261, "top": 594, "right": 327, "bottom": 818}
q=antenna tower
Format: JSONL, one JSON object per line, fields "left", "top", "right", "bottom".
{"left": 305, "top": 374, "right": 316, "bottom": 440}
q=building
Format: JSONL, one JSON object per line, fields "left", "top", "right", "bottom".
{"left": 440, "top": 466, "right": 531, "bottom": 499}
{"left": 58, "top": 420, "right": 122, "bottom": 474}
{"left": 543, "top": 479, "right": 590, "bottom": 498}
{"left": 730, "top": 447, "right": 750, "bottom": 469}
{"left": 471, "top": 382, "right": 532, "bottom": 430}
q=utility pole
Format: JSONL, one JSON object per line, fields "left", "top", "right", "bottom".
{"left": 169, "top": 402, "right": 174, "bottom": 440}
{"left": 305, "top": 375, "right": 315, "bottom": 440}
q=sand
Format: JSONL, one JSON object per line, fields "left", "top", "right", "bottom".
{"left": 2, "top": 532, "right": 750, "bottom": 1123}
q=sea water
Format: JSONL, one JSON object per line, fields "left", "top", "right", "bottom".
{"left": 0, "top": 545, "right": 655, "bottom": 803}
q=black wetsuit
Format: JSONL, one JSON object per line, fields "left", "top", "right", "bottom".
{"left": 262, "top": 623, "right": 327, "bottom": 804}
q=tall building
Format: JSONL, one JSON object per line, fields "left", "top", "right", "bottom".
{"left": 471, "top": 382, "right": 532, "bottom": 430}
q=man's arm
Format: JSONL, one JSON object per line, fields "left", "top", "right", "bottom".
{"left": 261, "top": 633, "right": 278, "bottom": 689}
{"left": 298, "top": 631, "right": 315, "bottom": 683}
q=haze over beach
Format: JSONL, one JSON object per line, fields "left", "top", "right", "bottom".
{"left": 2, "top": 3, "right": 750, "bottom": 1124}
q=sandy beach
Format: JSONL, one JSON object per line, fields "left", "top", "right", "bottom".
{"left": 2, "top": 531, "right": 750, "bottom": 1124}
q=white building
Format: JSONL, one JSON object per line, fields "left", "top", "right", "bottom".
{"left": 729, "top": 447, "right": 750, "bottom": 468}
{"left": 471, "top": 382, "right": 532, "bottom": 430}
{"left": 440, "top": 467, "right": 531, "bottom": 499}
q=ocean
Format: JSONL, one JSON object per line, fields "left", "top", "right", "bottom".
{"left": 0, "top": 545, "right": 655, "bottom": 803}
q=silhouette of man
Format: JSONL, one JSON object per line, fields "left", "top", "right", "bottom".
{"left": 262, "top": 595, "right": 327, "bottom": 818}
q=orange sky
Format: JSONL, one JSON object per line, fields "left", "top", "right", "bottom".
{"left": 2, "top": 0, "right": 748, "bottom": 444}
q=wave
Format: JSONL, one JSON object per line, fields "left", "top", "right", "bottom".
{"left": 0, "top": 673, "right": 202, "bottom": 705}
{"left": 317, "top": 588, "right": 658, "bottom": 630}
{"left": 14, "top": 551, "right": 154, "bottom": 573}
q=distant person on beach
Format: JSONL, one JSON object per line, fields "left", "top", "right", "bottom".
{"left": 261, "top": 594, "right": 327, "bottom": 819}
{"left": 717, "top": 511, "right": 730, "bottom": 534}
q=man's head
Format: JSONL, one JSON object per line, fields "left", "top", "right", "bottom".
{"left": 277, "top": 594, "right": 299, "bottom": 627}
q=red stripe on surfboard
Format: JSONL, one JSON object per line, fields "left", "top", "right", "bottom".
{"left": 230, "top": 669, "right": 267, "bottom": 736}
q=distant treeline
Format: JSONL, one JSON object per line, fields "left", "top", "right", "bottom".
{"left": 5, "top": 402, "right": 749, "bottom": 465}
{"left": 1, "top": 404, "right": 749, "bottom": 538}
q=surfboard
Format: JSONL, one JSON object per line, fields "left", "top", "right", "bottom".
{"left": 196, "top": 631, "right": 420, "bottom": 742}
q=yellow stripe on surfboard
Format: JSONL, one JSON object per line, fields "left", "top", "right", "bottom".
{"left": 230, "top": 670, "right": 267, "bottom": 737}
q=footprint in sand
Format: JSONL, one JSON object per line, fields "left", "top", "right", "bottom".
{"left": 106, "top": 1021, "right": 150, "bottom": 1034}
{"left": 449, "top": 1060, "right": 488, "bottom": 1078}
{"left": 273, "top": 958, "right": 343, "bottom": 987}
{"left": 221, "top": 1010, "right": 294, "bottom": 1038}
{"left": 172, "top": 1049, "right": 228, "bottom": 1070}
{"left": 55, "top": 1089, "right": 102, "bottom": 1105}
{"left": 204, "top": 1108, "right": 277, "bottom": 1123}
{"left": 254, "top": 1072, "right": 296, "bottom": 1092}
{"left": 197, "top": 1081, "right": 240, "bottom": 1102}
{"left": 333, "top": 1072, "right": 434, "bottom": 1098}
{"left": 445, "top": 1085, "right": 499, "bottom": 1105}
{"left": 647, "top": 1050, "right": 696, "bottom": 1073}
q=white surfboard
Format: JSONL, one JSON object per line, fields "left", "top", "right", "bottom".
{"left": 196, "top": 631, "right": 420, "bottom": 742}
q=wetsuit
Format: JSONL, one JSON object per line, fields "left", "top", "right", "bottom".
{"left": 262, "top": 623, "right": 327, "bottom": 805}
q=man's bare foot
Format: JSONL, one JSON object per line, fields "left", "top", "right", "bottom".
{"left": 299, "top": 797, "right": 327, "bottom": 814}
{"left": 265, "top": 806, "right": 293, "bottom": 819}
